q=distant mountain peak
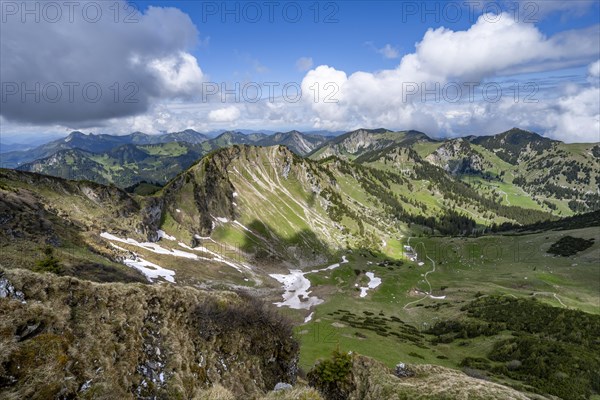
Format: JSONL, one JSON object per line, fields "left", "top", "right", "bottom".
{"left": 503, "top": 127, "right": 536, "bottom": 136}
{"left": 67, "top": 131, "right": 86, "bottom": 138}
{"left": 405, "top": 129, "right": 428, "bottom": 136}
{"left": 64, "top": 131, "right": 88, "bottom": 143}
{"left": 349, "top": 128, "right": 389, "bottom": 135}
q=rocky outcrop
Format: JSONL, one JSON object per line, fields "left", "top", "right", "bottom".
{"left": 0, "top": 268, "right": 298, "bottom": 399}
{"left": 313, "top": 355, "right": 551, "bottom": 400}
{"left": 0, "top": 273, "right": 25, "bottom": 302}
{"left": 425, "top": 139, "right": 489, "bottom": 175}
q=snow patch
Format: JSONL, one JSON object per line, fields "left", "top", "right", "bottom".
{"left": 271, "top": 256, "right": 348, "bottom": 310}
{"left": 304, "top": 312, "right": 314, "bottom": 323}
{"left": 194, "top": 234, "right": 215, "bottom": 242}
{"left": 102, "top": 232, "right": 249, "bottom": 274}
{"left": 157, "top": 230, "right": 176, "bottom": 241}
{"left": 102, "top": 232, "right": 198, "bottom": 259}
{"left": 233, "top": 221, "right": 252, "bottom": 232}
{"left": 178, "top": 242, "right": 194, "bottom": 251}
{"left": 270, "top": 270, "right": 322, "bottom": 310}
{"left": 359, "top": 272, "right": 382, "bottom": 298}
{"left": 123, "top": 256, "right": 175, "bottom": 283}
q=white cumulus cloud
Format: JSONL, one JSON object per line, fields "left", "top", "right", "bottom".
{"left": 0, "top": 1, "right": 205, "bottom": 125}
{"left": 208, "top": 106, "right": 240, "bottom": 122}
{"left": 589, "top": 60, "right": 600, "bottom": 78}
{"left": 297, "top": 13, "right": 600, "bottom": 140}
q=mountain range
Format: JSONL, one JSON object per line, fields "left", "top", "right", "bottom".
{"left": 1, "top": 128, "right": 599, "bottom": 399}
{"left": 5, "top": 127, "right": 597, "bottom": 216}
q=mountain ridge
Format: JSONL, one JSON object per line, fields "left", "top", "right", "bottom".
{"left": 7, "top": 127, "right": 600, "bottom": 217}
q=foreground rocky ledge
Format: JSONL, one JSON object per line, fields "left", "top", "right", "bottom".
{"left": 0, "top": 268, "right": 298, "bottom": 399}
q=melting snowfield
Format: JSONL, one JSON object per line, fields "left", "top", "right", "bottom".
{"left": 108, "top": 242, "right": 175, "bottom": 283}
{"left": 124, "top": 257, "right": 176, "bottom": 283}
{"left": 157, "top": 230, "right": 176, "bottom": 241}
{"left": 101, "top": 232, "right": 198, "bottom": 259}
{"left": 270, "top": 256, "right": 349, "bottom": 310}
{"left": 270, "top": 270, "right": 321, "bottom": 310}
{"left": 358, "top": 272, "right": 382, "bottom": 298}
{"left": 101, "top": 231, "right": 251, "bottom": 278}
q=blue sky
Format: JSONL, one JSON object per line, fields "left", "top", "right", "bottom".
{"left": 1, "top": 0, "right": 599, "bottom": 142}
{"left": 145, "top": 0, "right": 600, "bottom": 82}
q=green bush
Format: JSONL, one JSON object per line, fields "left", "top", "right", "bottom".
{"left": 307, "top": 350, "right": 354, "bottom": 400}
{"left": 33, "top": 247, "right": 62, "bottom": 274}
{"left": 547, "top": 236, "right": 594, "bottom": 257}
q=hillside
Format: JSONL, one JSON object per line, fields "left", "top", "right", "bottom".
{"left": 10, "top": 130, "right": 332, "bottom": 187}
{"left": 0, "top": 268, "right": 298, "bottom": 399}
{"left": 308, "top": 128, "right": 432, "bottom": 160}
{"left": 312, "top": 353, "right": 554, "bottom": 400}
{"left": 311, "top": 128, "right": 599, "bottom": 216}
{"left": 0, "top": 143, "right": 561, "bottom": 295}
{"left": 1, "top": 130, "right": 210, "bottom": 168}
{"left": 2, "top": 268, "right": 558, "bottom": 400}
{"left": 8, "top": 128, "right": 598, "bottom": 218}
{"left": 17, "top": 142, "right": 206, "bottom": 187}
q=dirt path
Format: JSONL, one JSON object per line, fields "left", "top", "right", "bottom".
{"left": 533, "top": 292, "right": 568, "bottom": 308}
{"left": 403, "top": 237, "right": 440, "bottom": 309}
{"left": 498, "top": 189, "right": 510, "bottom": 205}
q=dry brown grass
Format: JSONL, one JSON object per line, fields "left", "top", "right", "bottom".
{"left": 260, "top": 386, "right": 324, "bottom": 400}
{"left": 345, "top": 355, "right": 554, "bottom": 400}
{"left": 0, "top": 268, "right": 298, "bottom": 400}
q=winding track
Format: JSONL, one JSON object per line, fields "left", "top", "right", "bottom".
{"left": 403, "top": 237, "right": 439, "bottom": 310}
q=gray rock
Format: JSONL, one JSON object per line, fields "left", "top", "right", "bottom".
{"left": 274, "top": 382, "right": 293, "bottom": 391}
{"left": 0, "top": 276, "right": 25, "bottom": 302}
{"left": 394, "top": 362, "right": 415, "bottom": 378}
{"left": 0, "top": 277, "right": 10, "bottom": 298}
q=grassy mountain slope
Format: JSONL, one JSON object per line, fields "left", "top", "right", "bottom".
{"left": 296, "top": 226, "right": 599, "bottom": 399}
{"left": 9, "top": 128, "right": 597, "bottom": 219}
{"left": 1, "top": 130, "right": 210, "bottom": 168}
{"left": 17, "top": 142, "right": 206, "bottom": 187}
{"left": 310, "top": 128, "right": 599, "bottom": 217}
{"left": 308, "top": 129, "right": 432, "bottom": 160}
{"left": 2, "top": 268, "right": 554, "bottom": 400}
{"left": 0, "top": 144, "right": 565, "bottom": 287}
{"left": 11, "top": 130, "right": 332, "bottom": 187}
{"left": 338, "top": 354, "right": 551, "bottom": 400}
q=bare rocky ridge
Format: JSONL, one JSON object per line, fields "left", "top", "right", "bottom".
{"left": 425, "top": 138, "right": 491, "bottom": 175}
